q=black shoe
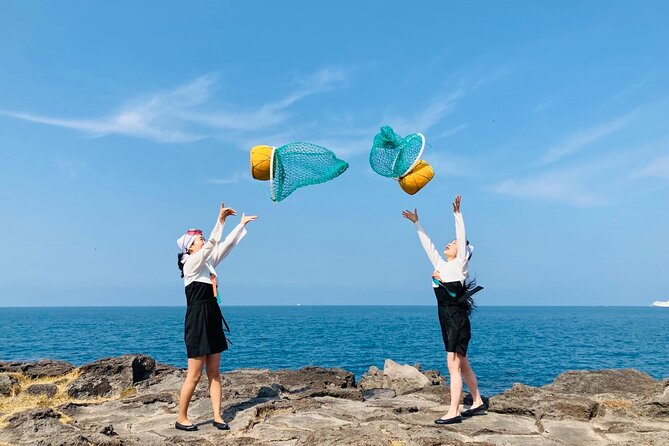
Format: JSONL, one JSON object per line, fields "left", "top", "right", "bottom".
{"left": 175, "top": 421, "right": 198, "bottom": 431}
{"left": 434, "top": 415, "right": 462, "bottom": 425}
{"left": 461, "top": 404, "right": 487, "bottom": 417}
{"left": 212, "top": 421, "right": 230, "bottom": 430}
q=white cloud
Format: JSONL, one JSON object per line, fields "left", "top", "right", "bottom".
{"left": 389, "top": 90, "right": 464, "bottom": 135}
{"left": 493, "top": 170, "right": 605, "bottom": 207}
{"left": 636, "top": 154, "right": 669, "bottom": 180}
{"left": 432, "top": 124, "right": 468, "bottom": 140}
{"left": 1, "top": 68, "right": 349, "bottom": 144}
{"left": 206, "top": 170, "right": 253, "bottom": 185}
{"left": 540, "top": 111, "right": 637, "bottom": 165}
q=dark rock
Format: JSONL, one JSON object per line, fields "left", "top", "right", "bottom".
{"left": 123, "top": 391, "right": 177, "bottom": 405}
{"left": 67, "top": 376, "right": 112, "bottom": 398}
{"left": 26, "top": 383, "right": 58, "bottom": 398}
{"left": 67, "top": 354, "right": 155, "bottom": 398}
{"left": 300, "top": 387, "right": 363, "bottom": 401}
{"left": 100, "top": 424, "right": 116, "bottom": 436}
{"left": 394, "top": 405, "right": 419, "bottom": 413}
{"left": 362, "top": 388, "right": 396, "bottom": 401}
{"left": 545, "top": 369, "right": 662, "bottom": 397}
{"left": 0, "top": 359, "right": 74, "bottom": 378}
{"left": 0, "top": 361, "right": 27, "bottom": 373}
{"left": 257, "top": 383, "right": 286, "bottom": 398}
{"left": 22, "top": 359, "right": 75, "bottom": 378}
{"left": 274, "top": 366, "right": 356, "bottom": 390}
{"left": 0, "top": 372, "right": 20, "bottom": 396}
{"left": 490, "top": 383, "right": 601, "bottom": 421}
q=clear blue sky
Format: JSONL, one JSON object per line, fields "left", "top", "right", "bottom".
{"left": 1, "top": 1, "right": 667, "bottom": 306}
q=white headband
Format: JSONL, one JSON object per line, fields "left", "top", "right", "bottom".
{"left": 176, "top": 229, "right": 203, "bottom": 263}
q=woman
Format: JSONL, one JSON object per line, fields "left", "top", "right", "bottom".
{"left": 402, "top": 195, "right": 485, "bottom": 425}
{"left": 175, "top": 202, "right": 257, "bottom": 431}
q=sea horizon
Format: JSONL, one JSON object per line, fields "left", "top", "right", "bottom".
{"left": 1, "top": 306, "right": 666, "bottom": 395}
{"left": 0, "top": 304, "right": 664, "bottom": 308}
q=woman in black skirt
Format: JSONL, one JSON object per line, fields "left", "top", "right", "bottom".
{"left": 175, "top": 202, "right": 257, "bottom": 431}
{"left": 402, "top": 195, "right": 485, "bottom": 425}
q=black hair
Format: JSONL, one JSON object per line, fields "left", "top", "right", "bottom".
{"left": 177, "top": 253, "right": 186, "bottom": 278}
{"left": 460, "top": 277, "right": 478, "bottom": 315}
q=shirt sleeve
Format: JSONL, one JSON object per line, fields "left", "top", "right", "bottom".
{"left": 183, "top": 220, "right": 224, "bottom": 277}
{"left": 415, "top": 221, "right": 444, "bottom": 268}
{"left": 211, "top": 222, "right": 248, "bottom": 267}
{"left": 454, "top": 212, "right": 468, "bottom": 265}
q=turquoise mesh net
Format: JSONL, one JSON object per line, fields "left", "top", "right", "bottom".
{"left": 272, "top": 142, "right": 349, "bottom": 202}
{"left": 369, "top": 126, "right": 425, "bottom": 178}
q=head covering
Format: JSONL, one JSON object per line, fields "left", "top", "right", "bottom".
{"left": 177, "top": 229, "right": 203, "bottom": 263}
{"left": 466, "top": 244, "right": 475, "bottom": 261}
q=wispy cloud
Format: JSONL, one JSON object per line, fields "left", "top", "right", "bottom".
{"left": 206, "top": 170, "right": 253, "bottom": 185}
{"left": 636, "top": 154, "right": 669, "bottom": 180}
{"left": 1, "top": 68, "right": 349, "bottom": 144}
{"left": 56, "top": 158, "right": 84, "bottom": 178}
{"left": 533, "top": 100, "right": 552, "bottom": 114}
{"left": 389, "top": 90, "right": 464, "bottom": 134}
{"left": 493, "top": 136, "right": 669, "bottom": 207}
{"left": 540, "top": 111, "right": 637, "bottom": 165}
{"left": 492, "top": 168, "right": 606, "bottom": 207}
{"left": 432, "top": 124, "right": 468, "bottom": 140}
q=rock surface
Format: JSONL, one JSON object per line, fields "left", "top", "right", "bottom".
{"left": 0, "top": 373, "right": 20, "bottom": 397}
{"left": 0, "top": 356, "right": 667, "bottom": 446}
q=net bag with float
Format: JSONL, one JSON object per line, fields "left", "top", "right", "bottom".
{"left": 250, "top": 142, "right": 349, "bottom": 202}
{"left": 369, "top": 126, "right": 434, "bottom": 195}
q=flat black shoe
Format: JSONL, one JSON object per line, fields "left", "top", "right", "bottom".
{"left": 461, "top": 404, "right": 487, "bottom": 417}
{"left": 434, "top": 415, "right": 462, "bottom": 425}
{"left": 175, "top": 421, "right": 198, "bottom": 431}
{"left": 212, "top": 421, "right": 230, "bottom": 430}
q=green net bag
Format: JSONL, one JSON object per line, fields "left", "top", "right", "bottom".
{"left": 250, "top": 142, "right": 348, "bottom": 202}
{"left": 369, "top": 126, "right": 425, "bottom": 179}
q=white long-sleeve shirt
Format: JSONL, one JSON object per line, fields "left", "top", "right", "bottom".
{"left": 182, "top": 221, "right": 247, "bottom": 287}
{"left": 414, "top": 212, "right": 469, "bottom": 287}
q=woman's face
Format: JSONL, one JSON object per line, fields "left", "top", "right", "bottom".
{"left": 444, "top": 240, "right": 458, "bottom": 258}
{"left": 188, "top": 235, "right": 206, "bottom": 254}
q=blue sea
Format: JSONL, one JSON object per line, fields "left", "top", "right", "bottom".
{"left": 0, "top": 306, "right": 667, "bottom": 395}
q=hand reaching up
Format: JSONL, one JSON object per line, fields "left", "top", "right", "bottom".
{"left": 241, "top": 213, "right": 258, "bottom": 226}
{"left": 218, "top": 203, "right": 237, "bottom": 224}
{"left": 402, "top": 208, "right": 419, "bottom": 223}
{"left": 452, "top": 195, "right": 462, "bottom": 213}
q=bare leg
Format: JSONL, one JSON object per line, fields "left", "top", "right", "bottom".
{"left": 442, "top": 352, "right": 463, "bottom": 418}
{"left": 206, "top": 353, "right": 224, "bottom": 423}
{"left": 177, "top": 356, "right": 205, "bottom": 425}
{"left": 460, "top": 355, "right": 484, "bottom": 407}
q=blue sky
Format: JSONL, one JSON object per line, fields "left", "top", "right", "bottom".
{"left": 1, "top": 1, "right": 667, "bottom": 306}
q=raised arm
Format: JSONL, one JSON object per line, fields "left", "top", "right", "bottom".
{"left": 402, "top": 208, "right": 443, "bottom": 268}
{"left": 184, "top": 204, "right": 236, "bottom": 276}
{"left": 453, "top": 195, "right": 467, "bottom": 264}
{"left": 211, "top": 213, "right": 257, "bottom": 266}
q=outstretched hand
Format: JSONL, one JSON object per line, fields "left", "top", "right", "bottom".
{"left": 218, "top": 202, "right": 237, "bottom": 224}
{"left": 402, "top": 208, "right": 419, "bottom": 223}
{"left": 452, "top": 195, "right": 462, "bottom": 213}
{"left": 241, "top": 213, "right": 258, "bottom": 226}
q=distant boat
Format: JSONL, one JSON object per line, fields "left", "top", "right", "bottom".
{"left": 651, "top": 300, "right": 669, "bottom": 307}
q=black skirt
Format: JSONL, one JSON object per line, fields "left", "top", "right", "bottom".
{"left": 184, "top": 281, "right": 228, "bottom": 358}
{"left": 434, "top": 282, "right": 471, "bottom": 356}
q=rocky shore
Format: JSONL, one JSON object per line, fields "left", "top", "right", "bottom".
{"left": 0, "top": 355, "right": 667, "bottom": 445}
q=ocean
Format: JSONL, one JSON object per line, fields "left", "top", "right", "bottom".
{"left": 0, "top": 306, "right": 666, "bottom": 395}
